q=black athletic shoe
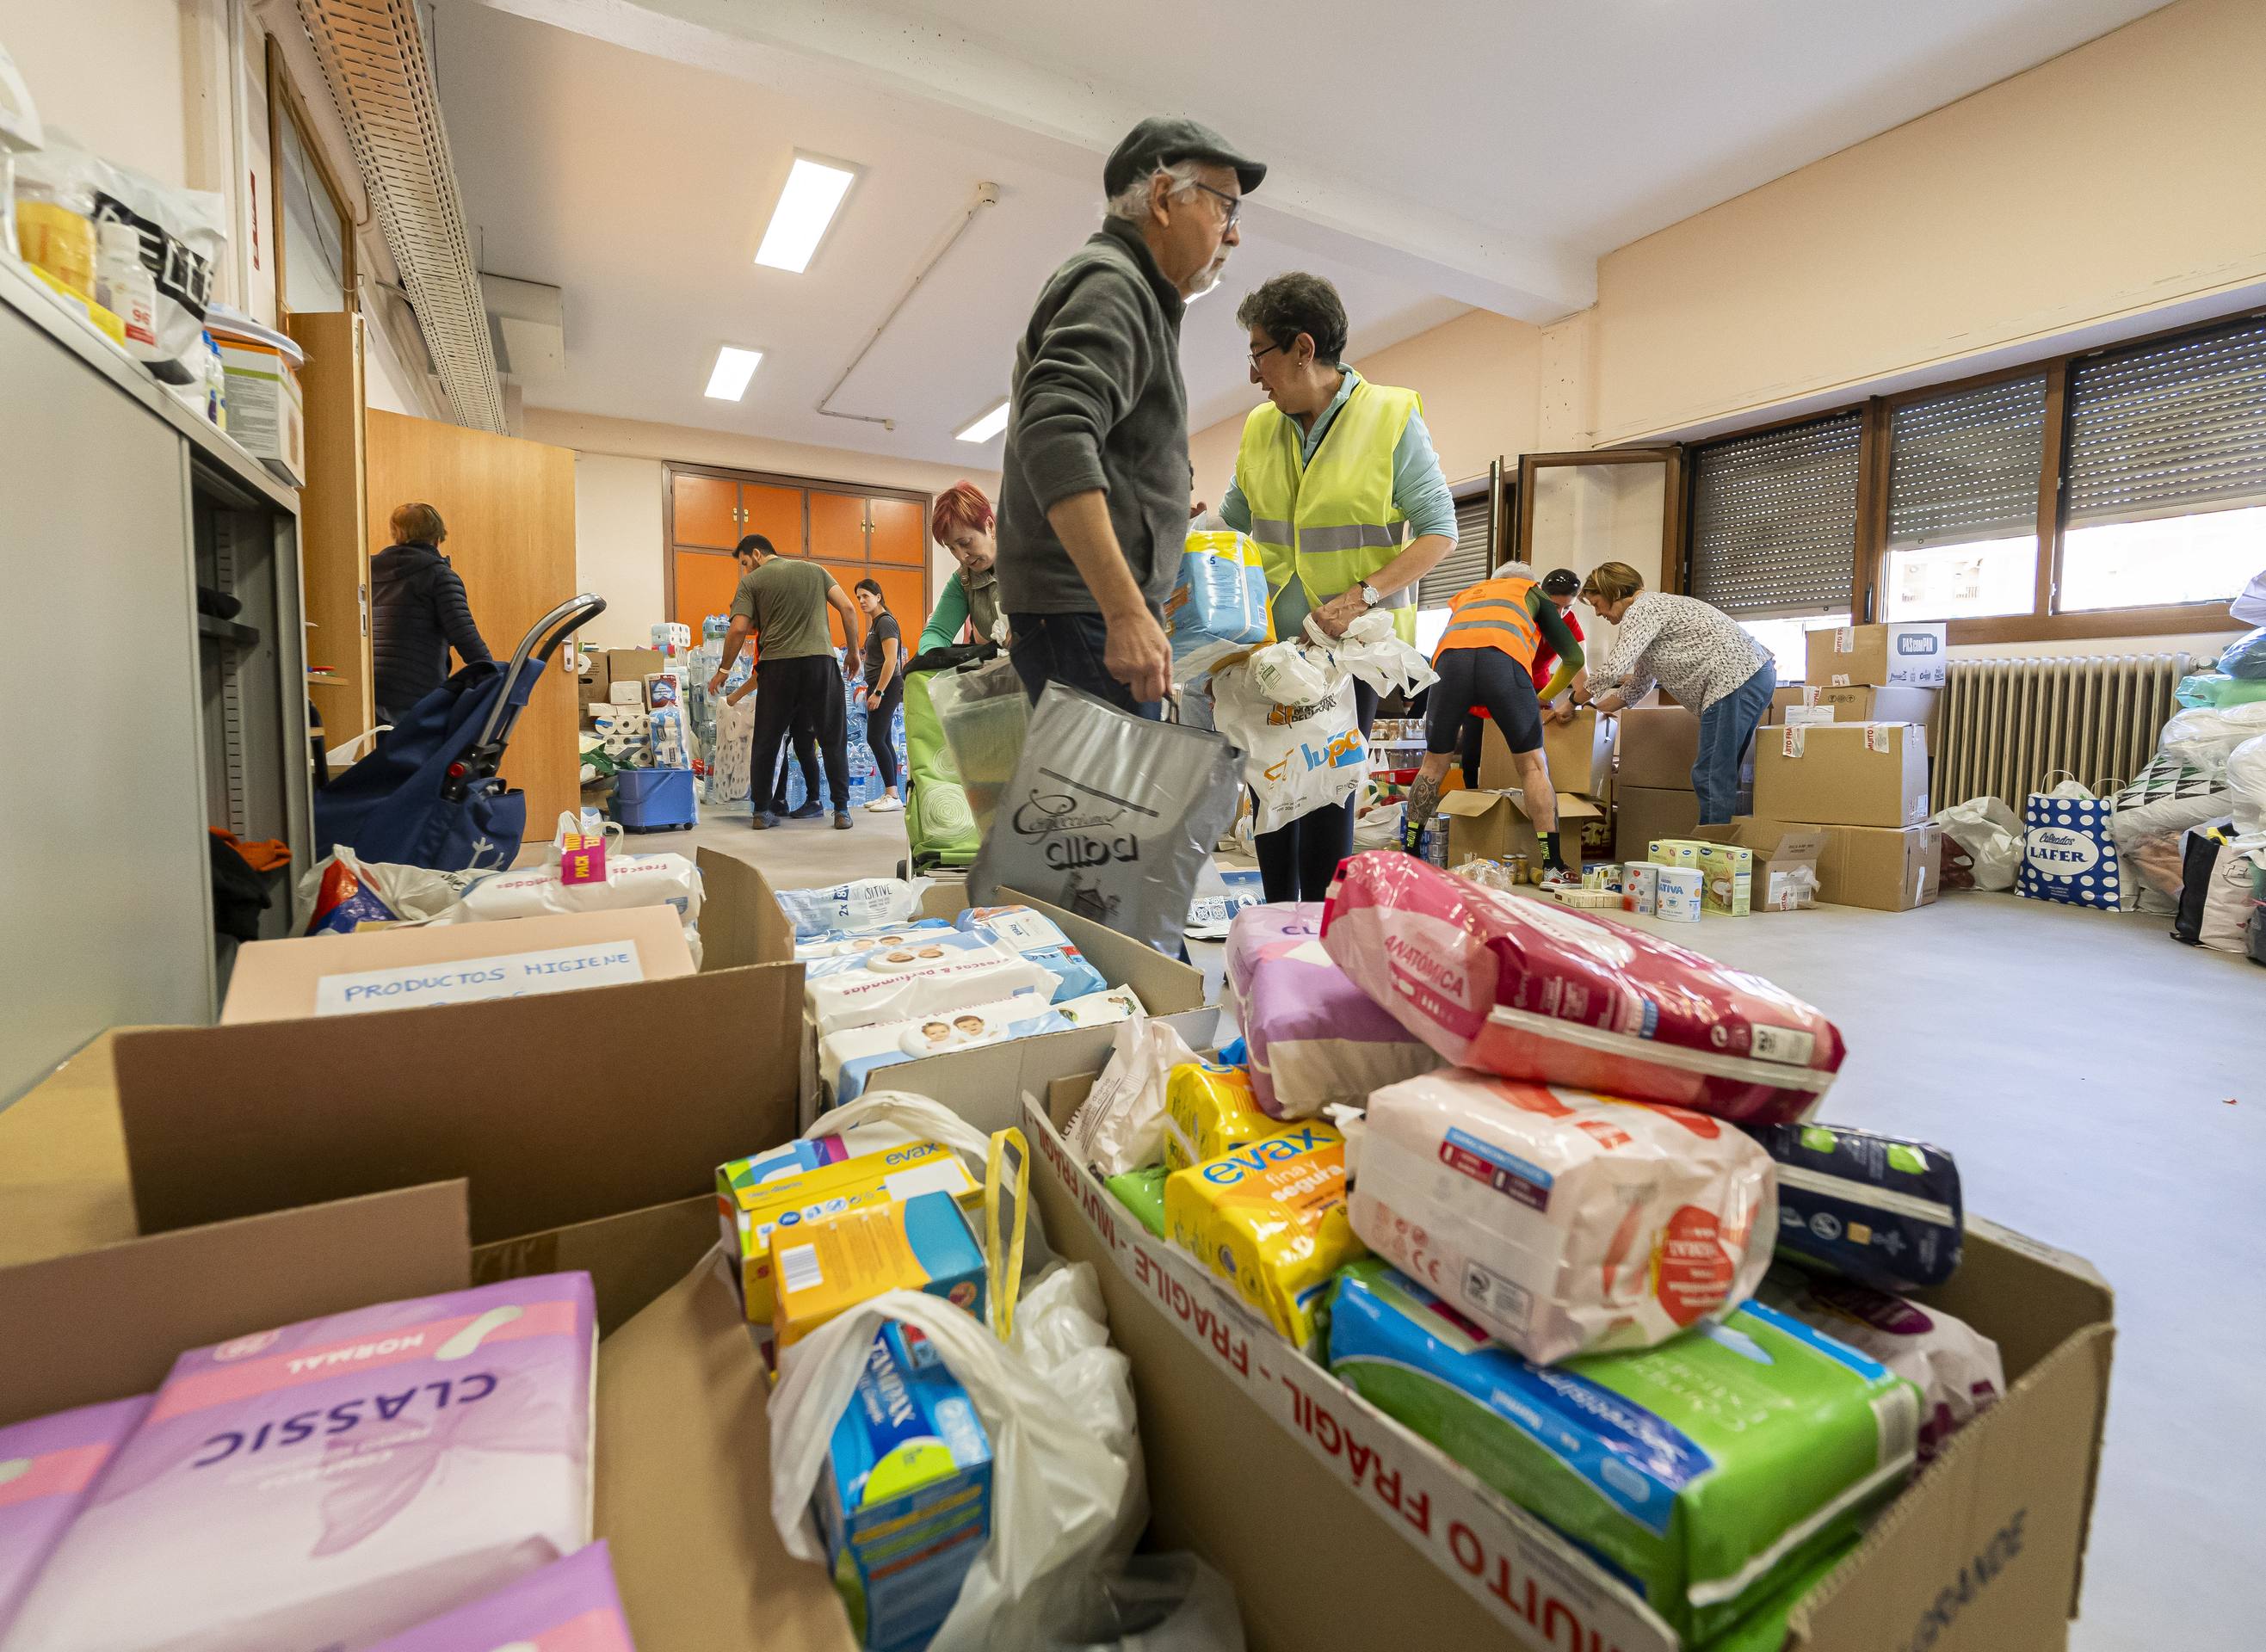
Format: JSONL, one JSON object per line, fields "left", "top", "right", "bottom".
{"left": 833, "top": 811, "right": 853, "bottom": 830}
{"left": 751, "top": 812, "right": 778, "bottom": 830}
{"left": 786, "top": 801, "right": 824, "bottom": 820}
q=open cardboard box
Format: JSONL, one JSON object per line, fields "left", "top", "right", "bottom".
{"left": 1025, "top": 1068, "right": 2115, "bottom": 1652}
{"left": 1475, "top": 708, "right": 1613, "bottom": 798}
{"left": 1435, "top": 789, "right": 1603, "bottom": 874}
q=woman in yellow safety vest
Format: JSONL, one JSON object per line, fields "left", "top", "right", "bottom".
{"left": 1219, "top": 271, "right": 1458, "bottom": 902}
{"left": 1401, "top": 560, "right": 1586, "bottom": 884}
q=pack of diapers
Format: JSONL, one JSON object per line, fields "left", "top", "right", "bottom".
{"left": 1349, "top": 1069, "right": 1775, "bottom": 1365}
{"left": 1224, "top": 902, "right": 1441, "bottom": 1119}
{"left": 793, "top": 917, "right": 954, "bottom": 962}
{"left": 1329, "top": 1260, "right": 1917, "bottom": 1644}
{"left": 0, "top": 1396, "right": 151, "bottom": 1637}
{"left": 821, "top": 987, "right": 1140, "bottom": 1103}
{"left": 775, "top": 878, "right": 931, "bottom": 940}
{"left": 1750, "top": 1122, "right": 1963, "bottom": 1291}
{"left": 2, "top": 1275, "right": 597, "bottom": 1652}
{"left": 1164, "top": 1123, "right": 1365, "bottom": 1353}
{"left": 1760, "top": 1268, "right": 2002, "bottom": 1464}
{"left": 952, "top": 904, "right": 1109, "bottom": 1002}
{"left": 362, "top": 1541, "right": 633, "bottom": 1651}
{"left": 803, "top": 929, "right": 1059, "bottom": 1037}
{"left": 1322, "top": 851, "right": 1843, "bottom": 1125}
{"left": 1162, "top": 1060, "right": 1275, "bottom": 1171}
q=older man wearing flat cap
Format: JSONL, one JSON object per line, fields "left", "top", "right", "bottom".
{"left": 995, "top": 115, "right": 1265, "bottom": 717}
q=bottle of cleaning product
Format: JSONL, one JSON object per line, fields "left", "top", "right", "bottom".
{"left": 202, "top": 330, "right": 227, "bottom": 428}
{"left": 94, "top": 219, "right": 157, "bottom": 350}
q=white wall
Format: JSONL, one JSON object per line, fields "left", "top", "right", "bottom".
{"left": 572, "top": 454, "right": 668, "bottom": 649}
{"left": 2, "top": 0, "right": 188, "bottom": 187}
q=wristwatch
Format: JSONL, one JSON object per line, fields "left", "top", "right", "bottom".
{"left": 1357, "top": 581, "right": 1382, "bottom": 609}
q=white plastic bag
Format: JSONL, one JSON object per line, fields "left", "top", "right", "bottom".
{"left": 1244, "top": 638, "right": 1330, "bottom": 706}
{"left": 2227, "top": 735, "right": 2266, "bottom": 837}
{"left": 1040, "top": 1554, "right": 1246, "bottom": 1652}
{"left": 769, "top": 1271, "right": 1138, "bottom": 1652}
{"left": 299, "top": 848, "right": 477, "bottom": 934}
{"left": 1064, "top": 1009, "right": 1201, "bottom": 1175}
{"left": 2160, "top": 701, "right": 2266, "bottom": 769}
{"left": 1300, "top": 610, "right": 1438, "bottom": 700}
{"left": 1207, "top": 661, "right": 1368, "bottom": 834}
{"left": 1930, "top": 796, "right": 2022, "bottom": 891}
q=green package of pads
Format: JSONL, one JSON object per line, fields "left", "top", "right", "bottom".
{"left": 1105, "top": 1165, "right": 1168, "bottom": 1238}
{"left": 1329, "top": 1260, "right": 1917, "bottom": 1643}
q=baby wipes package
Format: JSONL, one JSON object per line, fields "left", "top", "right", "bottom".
{"left": 1224, "top": 902, "right": 1442, "bottom": 1119}
{"left": 1322, "top": 851, "right": 1843, "bottom": 1123}
{"left": 718, "top": 1142, "right": 981, "bottom": 1324}
{"left": 1751, "top": 1122, "right": 1963, "bottom": 1291}
{"left": 804, "top": 929, "right": 1059, "bottom": 1037}
{"left": 361, "top": 1541, "right": 633, "bottom": 1651}
{"left": 1349, "top": 1069, "right": 1776, "bottom": 1365}
{"left": 1163, "top": 1059, "right": 1276, "bottom": 1171}
{"left": 1760, "top": 1268, "right": 2003, "bottom": 1463}
{"left": 951, "top": 904, "right": 1109, "bottom": 1001}
{"left": 1, "top": 1275, "right": 597, "bottom": 1652}
{"left": 793, "top": 918, "right": 954, "bottom": 962}
{"left": 1164, "top": 1123, "right": 1364, "bottom": 1352}
{"left": 1329, "top": 1260, "right": 1917, "bottom": 1643}
{"left": 818, "top": 1322, "right": 994, "bottom": 1652}
{"left": 772, "top": 1191, "right": 986, "bottom": 1357}
{"left": 775, "top": 878, "right": 932, "bottom": 940}
{"left": 0, "top": 1396, "right": 151, "bottom": 1637}
{"left": 821, "top": 987, "right": 1140, "bottom": 1104}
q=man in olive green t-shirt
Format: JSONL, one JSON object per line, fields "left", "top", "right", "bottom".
{"left": 710, "top": 534, "right": 862, "bottom": 829}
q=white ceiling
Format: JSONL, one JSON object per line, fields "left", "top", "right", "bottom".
{"left": 430, "top": 0, "right": 2169, "bottom": 467}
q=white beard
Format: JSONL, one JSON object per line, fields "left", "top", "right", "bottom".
{"left": 1185, "top": 251, "right": 1231, "bottom": 300}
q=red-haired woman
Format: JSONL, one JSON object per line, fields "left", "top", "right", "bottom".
{"left": 917, "top": 481, "right": 1007, "bottom": 653}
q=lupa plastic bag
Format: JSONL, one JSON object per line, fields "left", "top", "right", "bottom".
{"left": 970, "top": 685, "right": 1243, "bottom": 953}
{"left": 1929, "top": 796, "right": 2022, "bottom": 891}
{"left": 769, "top": 1270, "right": 1139, "bottom": 1652}
{"left": 1207, "top": 660, "right": 1367, "bottom": 834}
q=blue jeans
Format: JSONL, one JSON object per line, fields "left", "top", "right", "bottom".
{"left": 1695, "top": 662, "right": 1775, "bottom": 824}
{"left": 1006, "top": 611, "right": 1160, "bottom": 720}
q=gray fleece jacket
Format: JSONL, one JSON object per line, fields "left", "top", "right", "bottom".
{"left": 994, "top": 218, "right": 1189, "bottom": 618}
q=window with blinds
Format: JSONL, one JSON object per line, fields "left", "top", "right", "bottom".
{"left": 2060, "top": 315, "right": 2266, "bottom": 611}
{"left": 1880, "top": 374, "right": 2045, "bottom": 620}
{"left": 1687, "top": 414, "right": 1862, "bottom": 617}
{"left": 1417, "top": 487, "right": 1495, "bottom": 607}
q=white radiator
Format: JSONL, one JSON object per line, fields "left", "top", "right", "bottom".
{"left": 1933, "top": 652, "right": 2189, "bottom": 810}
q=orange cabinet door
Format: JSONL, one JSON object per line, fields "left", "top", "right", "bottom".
{"left": 672, "top": 549, "right": 744, "bottom": 639}
{"left": 869, "top": 566, "right": 928, "bottom": 652}
{"left": 814, "top": 561, "right": 866, "bottom": 651}
{"left": 671, "top": 472, "right": 741, "bottom": 549}
{"left": 868, "top": 496, "right": 925, "bottom": 565}
{"left": 808, "top": 490, "right": 868, "bottom": 563}
{"left": 740, "top": 484, "right": 806, "bottom": 557}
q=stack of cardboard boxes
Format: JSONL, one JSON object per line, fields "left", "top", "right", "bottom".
{"left": 1434, "top": 710, "right": 1613, "bottom": 874}
{"left": 1612, "top": 705, "right": 1729, "bottom": 860}
{"left": 1710, "top": 622, "right": 1948, "bottom": 912}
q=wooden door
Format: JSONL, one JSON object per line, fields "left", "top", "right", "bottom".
{"left": 672, "top": 548, "right": 743, "bottom": 638}
{"left": 812, "top": 562, "right": 861, "bottom": 651}
{"left": 671, "top": 472, "right": 741, "bottom": 549}
{"left": 287, "top": 310, "right": 373, "bottom": 745}
{"left": 367, "top": 410, "right": 578, "bottom": 837}
{"left": 808, "top": 490, "right": 867, "bottom": 562}
{"left": 740, "top": 483, "right": 805, "bottom": 556}
{"left": 868, "top": 496, "right": 924, "bottom": 564}
{"left": 868, "top": 565, "right": 926, "bottom": 652}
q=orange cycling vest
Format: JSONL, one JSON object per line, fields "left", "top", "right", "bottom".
{"left": 1432, "top": 575, "right": 1541, "bottom": 667}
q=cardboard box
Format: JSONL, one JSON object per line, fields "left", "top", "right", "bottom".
{"left": 1691, "top": 822, "right": 1827, "bottom": 913}
{"left": 215, "top": 336, "right": 306, "bottom": 487}
{"left": 1691, "top": 841, "right": 1751, "bottom": 915}
{"left": 1475, "top": 709, "right": 1611, "bottom": 799}
{"left": 1753, "top": 723, "right": 1931, "bottom": 829}
{"left": 1615, "top": 706, "right": 1700, "bottom": 791}
{"left": 1615, "top": 785, "right": 1701, "bottom": 860}
{"left": 1029, "top": 1075, "right": 2114, "bottom": 1652}
{"left": 1713, "top": 817, "right": 1940, "bottom": 912}
{"left": 1431, "top": 790, "right": 1602, "bottom": 873}
{"left": 1805, "top": 623, "right": 1948, "bottom": 688}
{"left": 579, "top": 647, "right": 665, "bottom": 710}
{"left": 219, "top": 906, "right": 696, "bottom": 1022}
{"left": 1770, "top": 684, "right": 1940, "bottom": 736}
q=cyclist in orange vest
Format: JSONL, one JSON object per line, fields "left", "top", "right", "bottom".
{"left": 1403, "top": 560, "right": 1584, "bottom": 882}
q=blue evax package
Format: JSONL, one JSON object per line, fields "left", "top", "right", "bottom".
{"left": 817, "top": 1322, "right": 994, "bottom": 1652}
{"left": 954, "top": 904, "right": 1108, "bottom": 1002}
{"left": 1750, "top": 1121, "right": 1963, "bottom": 1291}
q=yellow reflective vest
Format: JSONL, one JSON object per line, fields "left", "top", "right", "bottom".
{"left": 1235, "top": 378, "right": 1422, "bottom": 643}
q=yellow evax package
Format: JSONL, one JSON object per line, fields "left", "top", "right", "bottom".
{"left": 1164, "top": 1060, "right": 1276, "bottom": 1171}
{"left": 1164, "top": 1122, "right": 1365, "bottom": 1351}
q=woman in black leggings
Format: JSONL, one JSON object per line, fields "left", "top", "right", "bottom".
{"left": 853, "top": 579, "right": 905, "bottom": 812}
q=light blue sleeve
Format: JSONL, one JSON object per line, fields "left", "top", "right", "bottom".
{"left": 1392, "top": 410, "right": 1458, "bottom": 543}
{"left": 1219, "top": 466, "right": 1252, "bottom": 533}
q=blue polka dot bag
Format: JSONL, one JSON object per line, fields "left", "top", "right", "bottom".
{"left": 2017, "top": 774, "right": 2127, "bottom": 909}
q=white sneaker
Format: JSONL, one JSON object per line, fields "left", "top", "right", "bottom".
{"left": 864, "top": 794, "right": 905, "bottom": 812}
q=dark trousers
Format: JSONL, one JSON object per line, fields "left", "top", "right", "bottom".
{"left": 749, "top": 656, "right": 849, "bottom": 820}
{"left": 770, "top": 724, "right": 824, "bottom": 810}
{"left": 1254, "top": 681, "right": 1380, "bottom": 904}
{"left": 864, "top": 681, "right": 904, "bottom": 791}
{"left": 1007, "top": 611, "right": 1159, "bottom": 720}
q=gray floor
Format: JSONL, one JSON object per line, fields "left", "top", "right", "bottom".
{"left": 688, "top": 799, "right": 2262, "bottom": 1650}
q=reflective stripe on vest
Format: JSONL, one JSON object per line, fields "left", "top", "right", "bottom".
{"left": 1235, "top": 379, "right": 1422, "bottom": 643}
{"left": 1434, "top": 576, "right": 1541, "bottom": 665}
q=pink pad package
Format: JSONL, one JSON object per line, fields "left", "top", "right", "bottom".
{"left": 0, "top": 1395, "right": 151, "bottom": 1637}
{"left": 0, "top": 1273, "right": 597, "bottom": 1652}
{"left": 365, "top": 1541, "right": 635, "bottom": 1651}
{"left": 1321, "top": 852, "right": 1843, "bottom": 1124}
{"left": 1225, "top": 902, "right": 1441, "bottom": 1119}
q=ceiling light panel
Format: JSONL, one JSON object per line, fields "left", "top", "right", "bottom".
{"left": 956, "top": 399, "right": 1010, "bottom": 443}
{"left": 755, "top": 156, "right": 859, "bottom": 273}
{"left": 706, "top": 346, "right": 763, "bottom": 401}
